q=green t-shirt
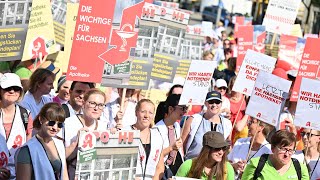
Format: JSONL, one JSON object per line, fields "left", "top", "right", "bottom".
{"left": 176, "top": 159, "right": 235, "bottom": 180}
{"left": 241, "top": 156, "right": 309, "bottom": 180}
{"left": 13, "top": 65, "right": 32, "bottom": 79}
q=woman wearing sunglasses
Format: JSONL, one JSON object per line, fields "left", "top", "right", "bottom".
{"left": 16, "top": 103, "right": 68, "bottom": 180}
{"left": 20, "top": 68, "right": 55, "bottom": 119}
{"left": 125, "top": 99, "right": 164, "bottom": 180}
{"left": 0, "top": 73, "right": 32, "bottom": 179}
{"left": 182, "top": 91, "right": 232, "bottom": 160}
{"left": 293, "top": 129, "right": 320, "bottom": 180}
{"left": 155, "top": 94, "right": 184, "bottom": 175}
{"left": 176, "top": 131, "right": 234, "bottom": 180}
{"left": 62, "top": 89, "right": 108, "bottom": 180}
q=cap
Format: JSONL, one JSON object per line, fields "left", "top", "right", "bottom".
{"left": 272, "top": 68, "right": 288, "bottom": 80}
{"left": 203, "top": 131, "right": 229, "bottom": 148}
{"left": 206, "top": 91, "right": 222, "bottom": 101}
{"left": 39, "top": 61, "right": 60, "bottom": 75}
{"left": 215, "top": 79, "right": 227, "bottom": 88}
{"left": 57, "top": 75, "right": 67, "bottom": 92}
{"left": 0, "top": 73, "right": 23, "bottom": 89}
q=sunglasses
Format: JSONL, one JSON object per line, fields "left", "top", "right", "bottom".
{"left": 212, "top": 146, "right": 228, "bottom": 152}
{"left": 300, "top": 131, "right": 320, "bottom": 137}
{"left": 175, "top": 106, "right": 188, "bottom": 112}
{"left": 207, "top": 99, "right": 221, "bottom": 105}
{"left": 47, "top": 120, "right": 64, "bottom": 128}
{"left": 218, "top": 87, "right": 227, "bottom": 90}
{"left": 3, "top": 86, "right": 22, "bottom": 92}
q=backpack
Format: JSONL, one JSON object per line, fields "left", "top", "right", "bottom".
{"left": 61, "top": 104, "right": 70, "bottom": 118}
{"left": 253, "top": 154, "right": 301, "bottom": 180}
{"left": 18, "top": 105, "right": 29, "bottom": 131}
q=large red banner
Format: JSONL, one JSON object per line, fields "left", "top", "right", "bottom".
{"left": 290, "top": 38, "right": 320, "bottom": 101}
{"left": 236, "top": 25, "right": 253, "bottom": 71}
{"left": 67, "top": 0, "right": 116, "bottom": 82}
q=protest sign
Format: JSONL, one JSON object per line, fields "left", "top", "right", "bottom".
{"left": 172, "top": 177, "right": 200, "bottom": 180}
{"left": 276, "top": 35, "right": 306, "bottom": 72}
{"left": 262, "top": 0, "right": 300, "bottom": 34}
{"left": 304, "top": 34, "right": 319, "bottom": 39}
{"left": 236, "top": 25, "right": 253, "bottom": 70}
{"left": 98, "top": 1, "right": 149, "bottom": 66}
{"left": 246, "top": 71, "right": 291, "bottom": 127}
{"left": 253, "top": 25, "right": 266, "bottom": 54}
{"left": 51, "top": 0, "right": 67, "bottom": 46}
{"left": 101, "top": 2, "right": 159, "bottom": 89}
{"left": 64, "top": 3, "right": 78, "bottom": 62}
{"left": 291, "top": 38, "right": 320, "bottom": 101}
{"left": 179, "top": 60, "right": 216, "bottom": 105}
{"left": 75, "top": 130, "right": 140, "bottom": 179}
{"left": 294, "top": 78, "right": 320, "bottom": 131}
{"left": 286, "top": 24, "right": 303, "bottom": 38}
{"left": 234, "top": 16, "right": 244, "bottom": 38}
{"left": 173, "top": 25, "right": 204, "bottom": 84}
{"left": 22, "top": 0, "right": 57, "bottom": 61}
{"left": 67, "top": 0, "right": 116, "bottom": 82}
{"left": 233, "top": 49, "right": 277, "bottom": 96}
{"left": 151, "top": 8, "right": 190, "bottom": 82}
{"left": 0, "top": 26, "right": 27, "bottom": 61}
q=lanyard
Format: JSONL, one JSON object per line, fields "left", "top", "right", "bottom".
{"left": 310, "top": 155, "right": 320, "bottom": 178}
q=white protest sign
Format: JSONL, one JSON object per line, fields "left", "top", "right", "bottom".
{"left": 262, "top": 0, "right": 300, "bottom": 34}
{"left": 246, "top": 71, "right": 291, "bottom": 126}
{"left": 232, "top": 49, "right": 276, "bottom": 96}
{"left": 179, "top": 60, "right": 216, "bottom": 105}
{"left": 294, "top": 78, "right": 320, "bottom": 131}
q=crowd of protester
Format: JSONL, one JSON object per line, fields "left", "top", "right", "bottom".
{"left": 0, "top": 25, "right": 319, "bottom": 180}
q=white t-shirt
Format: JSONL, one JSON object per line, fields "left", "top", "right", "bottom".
{"left": 60, "top": 115, "right": 109, "bottom": 147}
{"left": 228, "top": 137, "right": 272, "bottom": 163}
{"left": 100, "top": 91, "right": 120, "bottom": 128}
{"left": 122, "top": 101, "right": 137, "bottom": 127}
{"left": 293, "top": 151, "right": 320, "bottom": 180}
{"left": 19, "top": 91, "right": 52, "bottom": 119}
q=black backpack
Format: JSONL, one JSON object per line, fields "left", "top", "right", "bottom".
{"left": 253, "top": 154, "right": 301, "bottom": 180}
{"left": 18, "top": 105, "right": 29, "bottom": 131}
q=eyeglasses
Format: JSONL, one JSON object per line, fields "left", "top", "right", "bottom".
{"left": 3, "top": 86, "right": 21, "bottom": 92}
{"left": 47, "top": 120, "right": 64, "bottom": 128}
{"left": 276, "top": 146, "right": 295, "bottom": 155}
{"left": 175, "top": 106, "right": 188, "bottom": 112}
{"left": 218, "top": 87, "right": 227, "bottom": 90}
{"left": 212, "top": 146, "right": 228, "bottom": 152}
{"left": 300, "top": 131, "right": 320, "bottom": 137}
{"left": 87, "top": 101, "right": 106, "bottom": 110}
{"left": 247, "top": 120, "right": 259, "bottom": 126}
{"left": 207, "top": 99, "right": 221, "bottom": 105}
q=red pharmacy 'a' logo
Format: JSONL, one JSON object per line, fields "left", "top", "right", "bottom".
{"left": 256, "top": 113, "right": 261, "bottom": 118}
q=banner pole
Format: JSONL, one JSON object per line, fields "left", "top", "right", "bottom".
{"left": 231, "top": 95, "right": 245, "bottom": 142}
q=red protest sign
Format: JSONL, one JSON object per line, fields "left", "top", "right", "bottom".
{"left": 276, "top": 35, "right": 298, "bottom": 71}
{"left": 234, "top": 16, "right": 244, "bottom": 38}
{"left": 67, "top": 0, "right": 116, "bottom": 82}
{"left": 236, "top": 25, "right": 253, "bottom": 70}
{"left": 290, "top": 38, "right": 320, "bottom": 101}
{"left": 99, "top": 1, "right": 146, "bottom": 65}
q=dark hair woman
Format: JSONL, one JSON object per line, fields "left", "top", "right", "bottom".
{"left": 16, "top": 103, "right": 68, "bottom": 180}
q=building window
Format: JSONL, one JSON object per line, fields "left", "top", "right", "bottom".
{"left": 0, "top": 0, "right": 32, "bottom": 27}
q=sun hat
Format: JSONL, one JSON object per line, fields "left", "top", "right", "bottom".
{"left": 203, "top": 131, "right": 229, "bottom": 148}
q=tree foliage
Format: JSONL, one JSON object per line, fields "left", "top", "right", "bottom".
{"left": 312, "top": 0, "right": 320, "bottom": 7}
